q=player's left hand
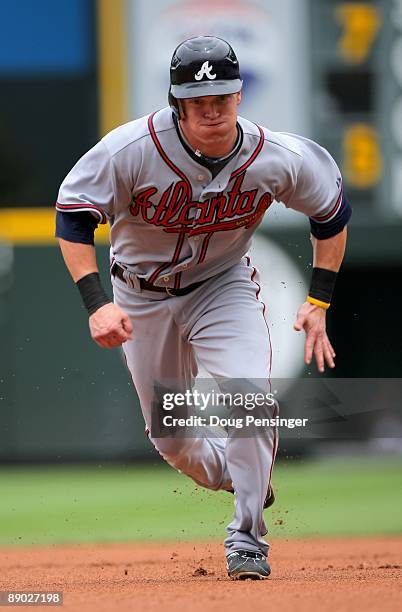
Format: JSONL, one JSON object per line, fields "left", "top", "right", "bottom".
{"left": 293, "top": 301, "right": 336, "bottom": 373}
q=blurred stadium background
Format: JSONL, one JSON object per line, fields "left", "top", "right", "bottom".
{"left": 0, "top": 0, "right": 401, "bottom": 547}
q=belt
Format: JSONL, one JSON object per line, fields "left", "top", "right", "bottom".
{"left": 112, "top": 263, "right": 208, "bottom": 296}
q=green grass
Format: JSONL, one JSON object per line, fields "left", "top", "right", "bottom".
{"left": 0, "top": 458, "right": 401, "bottom": 546}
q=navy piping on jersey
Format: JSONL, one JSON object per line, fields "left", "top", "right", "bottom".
{"left": 148, "top": 111, "right": 265, "bottom": 199}
{"left": 147, "top": 111, "right": 266, "bottom": 283}
{"left": 174, "top": 271, "right": 182, "bottom": 290}
{"left": 147, "top": 111, "right": 190, "bottom": 287}
{"left": 173, "top": 116, "right": 264, "bottom": 264}
{"left": 148, "top": 112, "right": 193, "bottom": 189}
{"left": 309, "top": 193, "right": 352, "bottom": 239}
{"left": 172, "top": 112, "right": 244, "bottom": 179}
{"left": 197, "top": 232, "right": 213, "bottom": 264}
{"left": 147, "top": 231, "right": 186, "bottom": 286}
{"left": 230, "top": 125, "right": 264, "bottom": 179}
{"left": 56, "top": 201, "right": 107, "bottom": 224}
{"left": 311, "top": 189, "right": 343, "bottom": 223}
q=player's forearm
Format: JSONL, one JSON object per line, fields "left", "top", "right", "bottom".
{"left": 311, "top": 226, "right": 347, "bottom": 272}
{"left": 306, "top": 227, "right": 347, "bottom": 309}
{"left": 58, "top": 238, "right": 98, "bottom": 283}
{"left": 58, "top": 238, "right": 112, "bottom": 316}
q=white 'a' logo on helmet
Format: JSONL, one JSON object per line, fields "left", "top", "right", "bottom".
{"left": 194, "top": 61, "right": 217, "bottom": 81}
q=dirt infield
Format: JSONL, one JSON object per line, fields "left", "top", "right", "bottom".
{"left": 1, "top": 537, "right": 401, "bottom": 611}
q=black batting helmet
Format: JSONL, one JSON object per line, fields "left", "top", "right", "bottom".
{"left": 169, "top": 36, "right": 242, "bottom": 109}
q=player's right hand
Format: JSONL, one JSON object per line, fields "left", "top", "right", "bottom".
{"left": 89, "top": 303, "right": 133, "bottom": 348}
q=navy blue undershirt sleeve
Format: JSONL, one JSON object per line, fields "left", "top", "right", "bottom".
{"left": 55, "top": 210, "right": 98, "bottom": 245}
{"left": 309, "top": 194, "right": 352, "bottom": 240}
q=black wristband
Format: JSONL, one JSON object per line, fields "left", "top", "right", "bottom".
{"left": 76, "top": 272, "right": 111, "bottom": 316}
{"left": 308, "top": 267, "right": 338, "bottom": 306}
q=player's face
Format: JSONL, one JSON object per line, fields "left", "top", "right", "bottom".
{"left": 179, "top": 92, "right": 241, "bottom": 156}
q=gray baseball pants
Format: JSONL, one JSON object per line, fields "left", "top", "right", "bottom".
{"left": 112, "top": 257, "right": 278, "bottom": 557}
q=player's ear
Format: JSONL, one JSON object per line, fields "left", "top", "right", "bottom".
{"left": 235, "top": 91, "right": 242, "bottom": 105}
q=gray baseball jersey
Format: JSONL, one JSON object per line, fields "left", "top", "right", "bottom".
{"left": 57, "top": 107, "right": 344, "bottom": 558}
{"left": 57, "top": 107, "right": 342, "bottom": 289}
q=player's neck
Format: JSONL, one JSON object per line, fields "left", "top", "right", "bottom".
{"left": 179, "top": 121, "right": 238, "bottom": 159}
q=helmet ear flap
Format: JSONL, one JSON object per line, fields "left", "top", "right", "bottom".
{"left": 168, "top": 88, "right": 179, "bottom": 115}
{"left": 168, "top": 88, "right": 185, "bottom": 119}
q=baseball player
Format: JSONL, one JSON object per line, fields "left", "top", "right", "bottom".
{"left": 55, "top": 36, "right": 351, "bottom": 580}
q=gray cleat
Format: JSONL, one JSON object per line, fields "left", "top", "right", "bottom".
{"left": 226, "top": 550, "right": 271, "bottom": 580}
